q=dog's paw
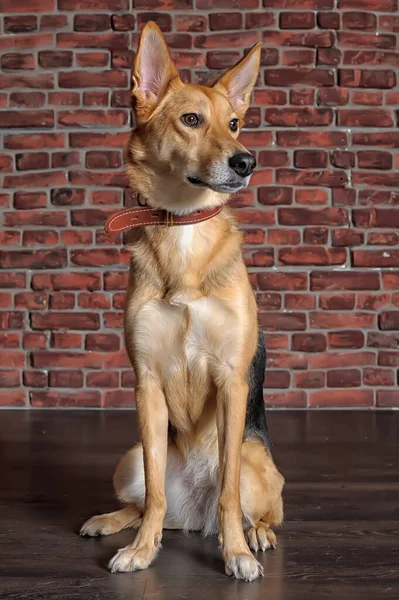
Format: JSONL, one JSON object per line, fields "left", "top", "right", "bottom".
{"left": 80, "top": 514, "right": 122, "bottom": 537}
{"left": 224, "top": 554, "right": 264, "bottom": 582}
{"left": 108, "top": 543, "right": 160, "bottom": 573}
{"left": 245, "top": 524, "right": 277, "bottom": 552}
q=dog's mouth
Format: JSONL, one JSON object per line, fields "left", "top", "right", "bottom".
{"left": 187, "top": 176, "right": 208, "bottom": 187}
{"left": 186, "top": 176, "right": 244, "bottom": 193}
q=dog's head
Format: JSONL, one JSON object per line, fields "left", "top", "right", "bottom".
{"left": 126, "top": 22, "right": 261, "bottom": 213}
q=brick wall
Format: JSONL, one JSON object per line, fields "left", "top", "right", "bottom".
{"left": 1, "top": 0, "right": 399, "bottom": 409}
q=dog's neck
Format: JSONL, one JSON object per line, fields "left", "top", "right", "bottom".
{"left": 142, "top": 184, "right": 228, "bottom": 216}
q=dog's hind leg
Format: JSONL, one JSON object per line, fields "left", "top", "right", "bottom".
{"left": 80, "top": 504, "right": 142, "bottom": 537}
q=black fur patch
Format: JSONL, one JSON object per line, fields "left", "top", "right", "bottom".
{"left": 244, "top": 326, "right": 270, "bottom": 448}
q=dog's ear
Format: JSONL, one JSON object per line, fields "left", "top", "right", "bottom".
{"left": 214, "top": 43, "right": 261, "bottom": 118}
{"left": 132, "top": 21, "right": 179, "bottom": 120}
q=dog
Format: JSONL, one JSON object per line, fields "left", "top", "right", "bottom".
{"left": 80, "top": 21, "right": 284, "bottom": 582}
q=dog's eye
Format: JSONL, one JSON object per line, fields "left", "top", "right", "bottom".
{"left": 229, "top": 118, "right": 239, "bottom": 132}
{"left": 181, "top": 113, "right": 199, "bottom": 127}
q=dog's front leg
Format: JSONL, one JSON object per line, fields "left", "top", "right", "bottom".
{"left": 216, "top": 376, "right": 264, "bottom": 582}
{"left": 108, "top": 377, "right": 168, "bottom": 573}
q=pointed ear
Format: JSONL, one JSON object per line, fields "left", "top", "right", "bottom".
{"left": 214, "top": 43, "right": 261, "bottom": 118}
{"left": 132, "top": 21, "right": 179, "bottom": 119}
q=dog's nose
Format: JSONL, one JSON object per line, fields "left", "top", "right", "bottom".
{"left": 229, "top": 152, "right": 256, "bottom": 178}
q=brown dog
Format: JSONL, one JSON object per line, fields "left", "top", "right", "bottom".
{"left": 80, "top": 22, "right": 284, "bottom": 582}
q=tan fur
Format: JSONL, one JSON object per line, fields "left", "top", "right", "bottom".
{"left": 81, "top": 22, "right": 284, "bottom": 582}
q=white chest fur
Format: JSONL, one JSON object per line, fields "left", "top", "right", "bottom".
{"left": 133, "top": 295, "right": 240, "bottom": 377}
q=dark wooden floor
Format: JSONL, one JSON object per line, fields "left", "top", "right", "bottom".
{"left": 1, "top": 410, "right": 398, "bottom": 599}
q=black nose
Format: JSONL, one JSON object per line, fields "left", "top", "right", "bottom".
{"left": 228, "top": 152, "right": 256, "bottom": 178}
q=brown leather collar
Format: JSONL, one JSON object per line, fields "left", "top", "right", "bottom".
{"left": 105, "top": 205, "right": 223, "bottom": 233}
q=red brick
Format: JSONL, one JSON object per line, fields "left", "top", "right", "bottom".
{"left": 74, "top": 14, "right": 110, "bottom": 31}
{"left": 377, "top": 391, "right": 399, "bottom": 408}
{"left": 265, "top": 108, "right": 332, "bottom": 127}
{"left": 245, "top": 12, "right": 275, "bottom": 28}
{"left": 310, "top": 311, "right": 376, "bottom": 329}
{"left": 49, "top": 370, "right": 83, "bottom": 388}
{"left": 277, "top": 130, "right": 347, "bottom": 147}
{"left": 57, "top": 32, "right": 128, "bottom": 50}
{"left": 318, "top": 88, "right": 349, "bottom": 106}
{"left": 258, "top": 151, "right": 289, "bottom": 168}
{"left": 10, "top": 92, "right": 44, "bottom": 108}
{"left": 23, "top": 370, "right": 48, "bottom": 387}
{"left": 333, "top": 229, "right": 364, "bottom": 246}
{"left": 41, "top": 15, "right": 68, "bottom": 29}
{"left": 311, "top": 271, "right": 380, "bottom": 290}
{"left": 280, "top": 12, "right": 315, "bottom": 29}
{"left": 209, "top": 12, "right": 242, "bottom": 30}
{"left": 257, "top": 272, "right": 308, "bottom": 291}
{"left": 268, "top": 229, "right": 300, "bottom": 245}
{"left": 338, "top": 0, "right": 396, "bottom": 9}
{"left": 264, "top": 391, "right": 306, "bottom": 408}
{"left": 76, "top": 52, "right": 109, "bottom": 68}
{"left": 379, "top": 352, "right": 399, "bottom": 367}
{"left": 338, "top": 109, "right": 394, "bottom": 127}
{"left": 31, "top": 390, "right": 101, "bottom": 408}
{"left": 294, "top": 371, "right": 325, "bottom": 388}
{"left": 49, "top": 292, "right": 75, "bottom": 310}
{"left": 86, "top": 333, "right": 120, "bottom": 352}
{"left": 39, "top": 51, "right": 72, "bottom": 68}
{"left": 310, "top": 390, "right": 373, "bottom": 407}
{"left": 303, "top": 227, "right": 329, "bottom": 245}
{"left": 369, "top": 333, "right": 399, "bottom": 349}
{"left": 15, "top": 292, "right": 48, "bottom": 309}
{"left": 285, "top": 294, "right": 316, "bottom": 310}
{"left": 0, "top": 110, "right": 53, "bottom": 129}
{"left": 4, "top": 133, "right": 65, "bottom": 150}
{"left": 0, "top": 370, "right": 20, "bottom": 387}
{"left": 0, "top": 333, "right": 20, "bottom": 348}
{"left": 353, "top": 250, "right": 399, "bottom": 268}
{"left": 59, "top": 71, "right": 126, "bottom": 88}
{"left": 264, "top": 370, "right": 290, "bottom": 389}
{"left": 23, "top": 333, "right": 47, "bottom": 349}
{"left": 103, "top": 390, "right": 135, "bottom": 407}
{"left": 4, "top": 16, "right": 37, "bottom": 33}
{"left": 1, "top": 53, "right": 35, "bottom": 70}
{"left": 86, "top": 90, "right": 109, "bottom": 105}
{"left": 279, "top": 208, "right": 348, "bottom": 226}
{"left": 339, "top": 69, "right": 396, "bottom": 89}
{"left": 260, "top": 312, "right": 306, "bottom": 331}
{"left": 320, "top": 294, "right": 355, "bottom": 310}
{"left": 263, "top": 30, "right": 333, "bottom": 48}
{"left": 86, "top": 151, "right": 121, "bottom": 169}
{"left": 111, "top": 14, "right": 135, "bottom": 30}
{"left": 51, "top": 333, "right": 82, "bottom": 349}
{"left": 343, "top": 12, "right": 377, "bottom": 30}
{"left": 87, "top": 371, "right": 120, "bottom": 388}
{"left": 292, "top": 333, "right": 326, "bottom": 352}
{"left": 279, "top": 247, "right": 346, "bottom": 266}
{"left": 331, "top": 151, "right": 355, "bottom": 169}
{"left": 358, "top": 151, "right": 392, "bottom": 170}
{"left": 16, "top": 152, "right": 49, "bottom": 171}
{"left": 0, "top": 249, "right": 66, "bottom": 270}
{"left": 295, "top": 150, "right": 327, "bottom": 169}
{"left": 296, "top": 190, "right": 328, "bottom": 206}
{"left": 317, "top": 12, "right": 340, "bottom": 29}
{"left": 4, "top": 171, "right": 67, "bottom": 189}
{"left": 265, "top": 68, "right": 334, "bottom": 87}
{"left": 327, "top": 369, "right": 361, "bottom": 387}
{"left": 31, "top": 312, "right": 100, "bottom": 331}
{"left": 0, "top": 390, "right": 26, "bottom": 406}
{"left": 290, "top": 89, "right": 315, "bottom": 105}
{"left": 338, "top": 32, "right": 396, "bottom": 49}
{"left": 369, "top": 232, "right": 399, "bottom": 246}
{"left": 257, "top": 293, "right": 281, "bottom": 310}
{"left": 328, "top": 331, "right": 365, "bottom": 349}
{"left": 364, "top": 368, "right": 394, "bottom": 386}
{"left": 32, "top": 272, "right": 101, "bottom": 291}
